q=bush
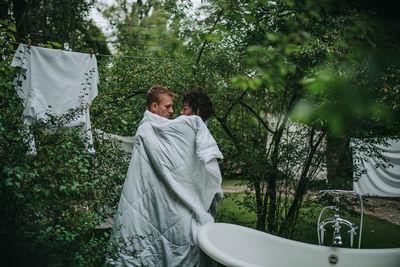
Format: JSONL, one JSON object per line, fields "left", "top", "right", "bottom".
{"left": 1, "top": 109, "right": 129, "bottom": 266}
{"left": 0, "top": 22, "right": 128, "bottom": 266}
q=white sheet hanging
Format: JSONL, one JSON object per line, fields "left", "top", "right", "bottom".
{"left": 353, "top": 139, "right": 400, "bottom": 197}
{"left": 93, "top": 129, "right": 135, "bottom": 154}
{"left": 108, "top": 111, "right": 223, "bottom": 266}
{"left": 11, "top": 44, "right": 99, "bottom": 152}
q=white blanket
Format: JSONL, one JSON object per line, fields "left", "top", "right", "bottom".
{"left": 11, "top": 44, "right": 99, "bottom": 152}
{"left": 109, "top": 111, "right": 223, "bottom": 266}
{"left": 353, "top": 139, "right": 400, "bottom": 197}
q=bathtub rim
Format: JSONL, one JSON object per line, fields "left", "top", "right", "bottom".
{"left": 198, "top": 222, "right": 400, "bottom": 267}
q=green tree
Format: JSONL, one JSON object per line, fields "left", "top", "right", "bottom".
{"left": 2, "top": 0, "right": 110, "bottom": 54}
{"left": 97, "top": 0, "right": 180, "bottom": 53}
{"left": 167, "top": 0, "right": 329, "bottom": 236}
{"left": 91, "top": 47, "right": 193, "bottom": 137}
{"left": 0, "top": 21, "right": 123, "bottom": 265}
{"left": 167, "top": 0, "right": 400, "bottom": 237}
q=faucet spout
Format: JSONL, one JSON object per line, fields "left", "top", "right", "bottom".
{"left": 332, "top": 220, "right": 342, "bottom": 246}
{"left": 335, "top": 217, "right": 357, "bottom": 247}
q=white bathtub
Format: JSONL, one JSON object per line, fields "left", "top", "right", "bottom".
{"left": 198, "top": 223, "right": 400, "bottom": 267}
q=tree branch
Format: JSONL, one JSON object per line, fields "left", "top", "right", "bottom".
{"left": 216, "top": 116, "right": 241, "bottom": 151}
{"left": 125, "top": 90, "right": 147, "bottom": 99}
{"left": 221, "top": 89, "right": 248, "bottom": 122}
{"left": 239, "top": 100, "right": 275, "bottom": 134}
{"left": 193, "top": 8, "right": 224, "bottom": 78}
{"left": 278, "top": 126, "right": 326, "bottom": 236}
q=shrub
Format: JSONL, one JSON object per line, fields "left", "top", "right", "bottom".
{"left": 0, "top": 22, "right": 128, "bottom": 266}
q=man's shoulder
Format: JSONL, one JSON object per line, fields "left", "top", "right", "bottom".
{"left": 136, "top": 121, "right": 152, "bottom": 134}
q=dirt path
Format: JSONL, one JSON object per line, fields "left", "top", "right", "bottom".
{"left": 361, "top": 197, "right": 400, "bottom": 225}
{"left": 221, "top": 186, "right": 400, "bottom": 226}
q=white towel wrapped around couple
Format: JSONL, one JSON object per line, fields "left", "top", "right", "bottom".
{"left": 109, "top": 110, "right": 223, "bottom": 266}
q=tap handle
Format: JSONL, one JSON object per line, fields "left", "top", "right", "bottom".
{"left": 350, "top": 230, "right": 354, "bottom": 248}
{"left": 348, "top": 227, "right": 357, "bottom": 248}
{"left": 319, "top": 226, "right": 326, "bottom": 245}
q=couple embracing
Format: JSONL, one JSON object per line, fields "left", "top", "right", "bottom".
{"left": 107, "top": 85, "right": 223, "bottom": 267}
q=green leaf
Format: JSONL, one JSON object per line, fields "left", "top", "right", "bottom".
{"left": 49, "top": 41, "right": 61, "bottom": 48}
{"left": 6, "top": 32, "right": 16, "bottom": 41}
{"left": 7, "top": 25, "right": 16, "bottom": 32}
{"left": 5, "top": 178, "right": 13, "bottom": 186}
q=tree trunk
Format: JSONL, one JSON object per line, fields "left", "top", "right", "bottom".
{"left": 279, "top": 129, "right": 325, "bottom": 237}
{"left": 326, "top": 133, "right": 353, "bottom": 189}
{"left": 254, "top": 181, "right": 266, "bottom": 231}
{"left": 12, "top": 0, "right": 40, "bottom": 43}
{"left": 266, "top": 173, "right": 277, "bottom": 233}
{"left": 266, "top": 122, "right": 285, "bottom": 233}
{"left": 265, "top": 92, "right": 299, "bottom": 233}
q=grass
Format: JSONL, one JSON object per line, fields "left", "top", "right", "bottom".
{"left": 215, "top": 192, "right": 400, "bottom": 249}
{"left": 215, "top": 192, "right": 257, "bottom": 229}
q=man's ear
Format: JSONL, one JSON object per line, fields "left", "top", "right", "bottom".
{"left": 150, "top": 102, "right": 158, "bottom": 112}
{"left": 195, "top": 109, "right": 200, "bottom": 116}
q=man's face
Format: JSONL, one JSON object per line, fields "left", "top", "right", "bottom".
{"left": 180, "top": 102, "right": 198, "bottom": 116}
{"left": 152, "top": 94, "right": 174, "bottom": 119}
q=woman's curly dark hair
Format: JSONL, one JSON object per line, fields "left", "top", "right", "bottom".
{"left": 182, "top": 88, "right": 216, "bottom": 121}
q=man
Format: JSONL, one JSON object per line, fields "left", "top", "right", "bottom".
{"left": 180, "top": 88, "right": 216, "bottom": 122}
{"left": 146, "top": 84, "right": 176, "bottom": 119}
{"left": 107, "top": 85, "right": 223, "bottom": 267}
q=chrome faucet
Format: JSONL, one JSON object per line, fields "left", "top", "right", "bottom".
{"left": 317, "top": 190, "right": 363, "bottom": 248}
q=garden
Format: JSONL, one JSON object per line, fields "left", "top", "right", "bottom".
{"left": 1, "top": 0, "right": 400, "bottom": 266}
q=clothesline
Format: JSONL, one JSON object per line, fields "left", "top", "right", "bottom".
{"left": 8, "top": 40, "right": 191, "bottom": 61}
{"left": 91, "top": 19, "right": 158, "bottom": 28}
{"left": 14, "top": 30, "right": 161, "bottom": 45}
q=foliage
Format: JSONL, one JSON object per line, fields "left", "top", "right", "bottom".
{"left": 91, "top": 47, "right": 193, "bottom": 136}
{"left": 2, "top": 0, "right": 400, "bottom": 262}
{"left": 1, "top": 0, "right": 110, "bottom": 55}
{"left": 0, "top": 21, "right": 127, "bottom": 265}
{"left": 166, "top": 0, "right": 400, "bottom": 237}
{"left": 167, "top": 0, "right": 329, "bottom": 236}
{"left": 72, "top": 20, "right": 112, "bottom": 55}
{"left": 97, "top": 0, "right": 181, "bottom": 54}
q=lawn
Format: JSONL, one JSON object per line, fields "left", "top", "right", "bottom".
{"left": 215, "top": 192, "right": 400, "bottom": 249}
